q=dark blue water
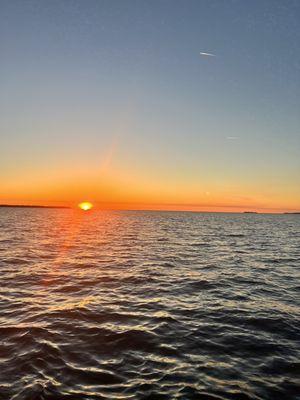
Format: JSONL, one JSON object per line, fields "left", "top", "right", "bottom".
{"left": 0, "top": 208, "right": 299, "bottom": 400}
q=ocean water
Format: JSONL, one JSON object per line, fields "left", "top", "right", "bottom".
{"left": 0, "top": 208, "right": 299, "bottom": 400}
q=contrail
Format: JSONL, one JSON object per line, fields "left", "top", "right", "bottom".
{"left": 200, "top": 52, "right": 216, "bottom": 57}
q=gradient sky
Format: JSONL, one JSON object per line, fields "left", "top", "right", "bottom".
{"left": 1, "top": 0, "right": 299, "bottom": 212}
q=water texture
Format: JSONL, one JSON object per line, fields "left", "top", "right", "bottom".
{"left": 0, "top": 208, "right": 299, "bottom": 400}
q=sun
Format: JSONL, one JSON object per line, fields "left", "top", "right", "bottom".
{"left": 78, "top": 201, "right": 93, "bottom": 211}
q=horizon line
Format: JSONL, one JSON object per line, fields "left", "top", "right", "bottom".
{"left": 1, "top": 203, "right": 299, "bottom": 215}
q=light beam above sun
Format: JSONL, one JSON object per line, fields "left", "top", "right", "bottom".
{"left": 78, "top": 202, "right": 93, "bottom": 211}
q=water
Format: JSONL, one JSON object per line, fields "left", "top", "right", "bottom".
{"left": 0, "top": 208, "right": 299, "bottom": 400}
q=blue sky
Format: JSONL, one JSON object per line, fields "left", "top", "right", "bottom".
{"left": 1, "top": 0, "right": 299, "bottom": 210}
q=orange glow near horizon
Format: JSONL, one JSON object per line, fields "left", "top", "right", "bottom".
{"left": 1, "top": 161, "right": 299, "bottom": 214}
{"left": 78, "top": 202, "right": 93, "bottom": 211}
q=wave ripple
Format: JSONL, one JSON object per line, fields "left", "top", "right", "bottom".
{"left": 0, "top": 209, "right": 299, "bottom": 400}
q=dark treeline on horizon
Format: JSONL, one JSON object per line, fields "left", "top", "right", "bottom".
{"left": 0, "top": 204, "right": 70, "bottom": 209}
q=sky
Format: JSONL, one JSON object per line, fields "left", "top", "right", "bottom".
{"left": 1, "top": 0, "right": 299, "bottom": 212}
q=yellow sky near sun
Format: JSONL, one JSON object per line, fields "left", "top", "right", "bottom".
{"left": 1, "top": 156, "right": 299, "bottom": 212}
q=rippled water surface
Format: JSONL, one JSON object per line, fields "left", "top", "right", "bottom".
{"left": 0, "top": 208, "right": 299, "bottom": 400}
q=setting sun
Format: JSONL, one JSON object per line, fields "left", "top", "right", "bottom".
{"left": 78, "top": 202, "right": 93, "bottom": 211}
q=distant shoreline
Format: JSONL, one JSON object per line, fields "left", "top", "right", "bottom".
{"left": 0, "top": 204, "right": 70, "bottom": 209}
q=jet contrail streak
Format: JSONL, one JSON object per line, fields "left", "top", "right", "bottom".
{"left": 200, "top": 52, "right": 216, "bottom": 57}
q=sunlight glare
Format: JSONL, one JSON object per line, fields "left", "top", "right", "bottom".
{"left": 78, "top": 202, "right": 93, "bottom": 211}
